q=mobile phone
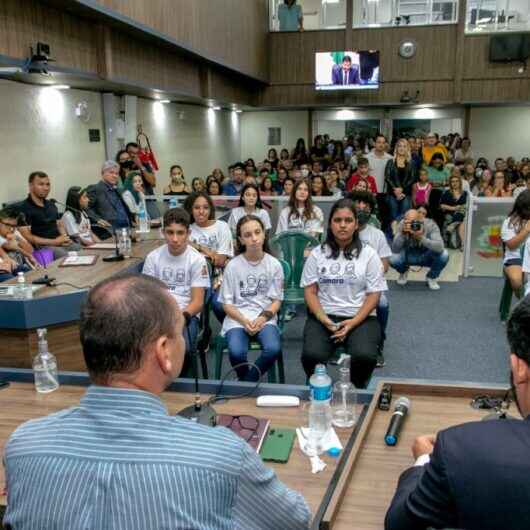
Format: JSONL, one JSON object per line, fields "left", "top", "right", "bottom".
{"left": 0, "top": 380, "right": 10, "bottom": 390}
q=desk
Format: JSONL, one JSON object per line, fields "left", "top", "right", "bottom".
{"left": 0, "top": 373, "right": 367, "bottom": 528}
{"left": 0, "top": 230, "right": 164, "bottom": 371}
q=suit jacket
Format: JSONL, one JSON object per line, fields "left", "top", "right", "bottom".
{"left": 385, "top": 416, "right": 530, "bottom": 530}
{"left": 331, "top": 64, "right": 360, "bottom": 85}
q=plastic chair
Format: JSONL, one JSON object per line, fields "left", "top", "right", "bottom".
{"left": 269, "top": 231, "right": 319, "bottom": 306}
{"left": 212, "top": 259, "right": 291, "bottom": 383}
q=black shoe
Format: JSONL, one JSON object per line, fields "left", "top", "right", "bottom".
{"left": 376, "top": 343, "right": 385, "bottom": 368}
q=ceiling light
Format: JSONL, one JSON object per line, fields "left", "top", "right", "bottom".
{"left": 53, "top": 84, "right": 70, "bottom": 90}
{"left": 159, "top": 99, "right": 171, "bottom": 104}
{"left": 235, "top": 110, "right": 243, "bottom": 113}
{"left": 212, "top": 106, "right": 221, "bottom": 111}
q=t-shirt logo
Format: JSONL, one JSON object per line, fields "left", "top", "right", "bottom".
{"left": 247, "top": 275, "right": 257, "bottom": 288}
{"left": 330, "top": 263, "right": 341, "bottom": 275}
{"left": 257, "top": 274, "right": 269, "bottom": 293}
{"left": 345, "top": 263, "right": 356, "bottom": 275}
{"left": 320, "top": 266, "right": 327, "bottom": 274}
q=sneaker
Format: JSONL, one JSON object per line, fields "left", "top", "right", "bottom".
{"left": 376, "top": 354, "right": 386, "bottom": 368}
{"left": 284, "top": 309, "right": 296, "bottom": 322}
{"left": 427, "top": 278, "right": 440, "bottom": 290}
{"left": 397, "top": 272, "right": 408, "bottom": 286}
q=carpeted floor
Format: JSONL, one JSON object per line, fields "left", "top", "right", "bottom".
{"left": 213, "top": 277, "right": 513, "bottom": 387}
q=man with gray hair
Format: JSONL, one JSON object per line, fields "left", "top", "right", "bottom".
{"left": 87, "top": 160, "right": 133, "bottom": 238}
{"left": 3, "top": 274, "right": 311, "bottom": 530}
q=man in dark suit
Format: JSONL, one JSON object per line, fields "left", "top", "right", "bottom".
{"left": 87, "top": 161, "right": 134, "bottom": 239}
{"left": 385, "top": 295, "right": 530, "bottom": 530}
{"left": 331, "top": 56, "right": 360, "bottom": 85}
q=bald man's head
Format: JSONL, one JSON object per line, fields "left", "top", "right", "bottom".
{"left": 404, "top": 209, "right": 420, "bottom": 222}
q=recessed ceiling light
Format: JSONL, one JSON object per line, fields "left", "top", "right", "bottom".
{"left": 53, "top": 85, "right": 70, "bottom": 90}
{"left": 213, "top": 106, "right": 221, "bottom": 111}
{"left": 235, "top": 110, "right": 243, "bottom": 113}
{"left": 159, "top": 99, "right": 171, "bottom": 104}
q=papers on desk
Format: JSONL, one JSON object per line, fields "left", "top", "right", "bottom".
{"left": 59, "top": 255, "right": 98, "bottom": 267}
{"left": 89, "top": 243, "right": 116, "bottom": 250}
{"left": 0, "top": 284, "right": 45, "bottom": 298}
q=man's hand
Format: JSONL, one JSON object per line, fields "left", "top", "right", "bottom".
{"left": 412, "top": 434, "right": 436, "bottom": 460}
{"left": 97, "top": 219, "right": 112, "bottom": 228}
{"left": 250, "top": 316, "right": 268, "bottom": 334}
{"left": 331, "top": 319, "right": 355, "bottom": 342}
{"left": 402, "top": 220, "right": 412, "bottom": 235}
{"left": 411, "top": 227, "right": 424, "bottom": 241}
{"left": 244, "top": 319, "right": 257, "bottom": 336}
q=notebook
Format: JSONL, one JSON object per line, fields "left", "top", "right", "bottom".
{"left": 216, "top": 414, "right": 270, "bottom": 452}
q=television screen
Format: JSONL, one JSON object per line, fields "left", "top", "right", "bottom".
{"left": 489, "top": 34, "right": 529, "bottom": 63}
{"left": 315, "top": 51, "right": 380, "bottom": 91}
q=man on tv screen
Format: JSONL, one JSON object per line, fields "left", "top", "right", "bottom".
{"left": 332, "top": 55, "right": 360, "bottom": 86}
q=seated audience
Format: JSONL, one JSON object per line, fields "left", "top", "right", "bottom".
{"left": 390, "top": 209, "right": 449, "bottom": 291}
{"left": 440, "top": 174, "right": 468, "bottom": 249}
{"left": 311, "top": 174, "right": 332, "bottom": 197}
{"left": 265, "top": 148, "right": 279, "bottom": 171}
{"left": 115, "top": 149, "right": 134, "bottom": 187}
{"left": 228, "top": 184, "right": 272, "bottom": 236}
{"left": 206, "top": 178, "right": 221, "bottom": 196}
{"left": 471, "top": 168, "right": 493, "bottom": 196}
{"left": 276, "top": 179, "right": 324, "bottom": 238}
{"left": 326, "top": 167, "right": 344, "bottom": 197}
{"left": 385, "top": 295, "right": 530, "bottom": 530}
{"left": 453, "top": 136, "right": 474, "bottom": 165}
{"left": 514, "top": 167, "right": 530, "bottom": 199}
{"left": 346, "top": 157, "right": 378, "bottom": 194}
{"left": 87, "top": 161, "right": 134, "bottom": 237}
{"left": 292, "top": 137, "right": 309, "bottom": 165}
{"left": 411, "top": 168, "right": 432, "bottom": 208}
{"left": 486, "top": 170, "right": 512, "bottom": 197}
{"left": 17, "top": 171, "right": 80, "bottom": 259}
{"left": 282, "top": 176, "right": 295, "bottom": 196}
{"left": 62, "top": 186, "right": 100, "bottom": 247}
{"left": 524, "top": 239, "right": 530, "bottom": 297}
{"left": 223, "top": 164, "right": 245, "bottom": 196}
{"left": 421, "top": 132, "right": 449, "bottom": 165}
{"left": 122, "top": 172, "right": 149, "bottom": 224}
{"left": 184, "top": 192, "right": 233, "bottom": 322}
{"left": 301, "top": 198, "right": 386, "bottom": 388}
{"left": 385, "top": 138, "right": 417, "bottom": 223}
{"left": 501, "top": 190, "right": 530, "bottom": 294}
{"left": 191, "top": 177, "right": 205, "bottom": 193}
{"left": 219, "top": 215, "right": 284, "bottom": 382}
{"left": 3, "top": 273, "right": 310, "bottom": 529}
{"left": 211, "top": 167, "right": 225, "bottom": 184}
{"left": 425, "top": 152, "right": 450, "bottom": 188}
{"left": 163, "top": 165, "right": 190, "bottom": 195}
{"left": 260, "top": 175, "right": 276, "bottom": 196}
{"left": 274, "top": 166, "right": 288, "bottom": 193}
{"left": 142, "top": 208, "right": 210, "bottom": 376}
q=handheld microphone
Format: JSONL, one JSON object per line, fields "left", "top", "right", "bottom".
{"left": 384, "top": 397, "right": 410, "bottom": 446}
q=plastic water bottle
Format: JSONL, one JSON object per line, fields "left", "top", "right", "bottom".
{"left": 120, "top": 228, "right": 132, "bottom": 258}
{"left": 14, "top": 272, "right": 32, "bottom": 299}
{"left": 138, "top": 205, "right": 149, "bottom": 233}
{"left": 169, "top": 197, "right": 178, "bottom": 209}
{"left": 308, "top": 364, "right": 332, "bottom": 455}
{"left": 331, "top": 356, "right": 357, "bottom": 428}
{"left": 33, "top": 328, "right": 59, "bottom": 393}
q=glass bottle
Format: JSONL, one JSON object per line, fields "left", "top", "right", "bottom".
{"left": 331, "top": 356, "right": 357, "bottom": 428}
{"left": 33, "top": 328, "right": 59, "bottom": 393}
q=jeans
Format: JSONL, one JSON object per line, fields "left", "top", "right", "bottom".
{"left": 206, "top": 287, "right": 225, "bottom": 323}
{"left": 225, "top": 325, "right": 281, "bottom": 382}
{"left": 387, "top": 195, "right": 411, "bottom": 222}
{"left": 180, "top": 316, "right": 200, "bottom": 378}
{"left": 390, "top": 248, "right": 449, "bottom": 280}
{"left": 376, "top": 292, "right": 389, "bottom": 342}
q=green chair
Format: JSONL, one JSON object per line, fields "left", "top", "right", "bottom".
{"left": 269, "top": 231, "right": 320, "bottom": 306}
{"left": 212, "top": 259, "right": 292, "bottom": 383}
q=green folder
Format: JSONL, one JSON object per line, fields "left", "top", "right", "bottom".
{"left": 260, "top": 428, "right": 296, "bottom": 463}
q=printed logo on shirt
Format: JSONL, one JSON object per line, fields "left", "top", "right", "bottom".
{"left": 257, "top": 274, "right": 269, "bottom": 294}
{"left": 201, "top": 265, "right": 209, "bottom": 278}
{"left": 330, "top": 263, "right": 341, "bottom": 275}
{"left": 194, "top": 234, "right": 219, "bottom": 250}
{"left": 162, "top": 267, "right": 187, "bottom": 286}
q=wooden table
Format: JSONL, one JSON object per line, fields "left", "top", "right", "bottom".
{"left": 323, "top": 380, "right": 514, "bottom": 530}
{"left": 0, "top": 231, "right": 165, "bottom": 371}
{"left": 0, "top": 381, "right": 356, "bottom": 525}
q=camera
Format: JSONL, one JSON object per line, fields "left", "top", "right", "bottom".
{"left": 410, "top": 220, "right": 423, "bottom": 232}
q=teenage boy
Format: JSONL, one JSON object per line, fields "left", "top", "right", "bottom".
{"left": 142, "top": 208, "right": 210, "bottom": 376}
{"left": 346, "top": 157, "right": 379, "bottom": 194}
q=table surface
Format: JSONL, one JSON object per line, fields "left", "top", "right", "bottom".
{"left": 0, "top": 382, "right": 355, "bottom": 522}
{"left": 332, "top": 385, "right": 514, "bottom": 530}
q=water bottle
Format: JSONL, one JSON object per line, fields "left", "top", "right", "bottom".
{"left": 138, "top": 205, "right": 149, "bottom": 233}
{"left": 33, "top": 328, "right": 59, "bottom": 393}
{"left": 14, "top": 272, "right": 32, "bottom": 299}
{"left": 169, "top": 197, "right": 178, "bottom": 209}
{"left": 331, "top": 356, "right": 357, "bottom": 428}
{"left": 308, "top": 364, "right": 332, "bottom": 455}
{"left": 120, "top": 228, "right": 132, "bottom": 258}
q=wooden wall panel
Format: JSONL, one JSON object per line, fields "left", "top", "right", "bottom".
{"left": 93, "top": 0, "right": 269, "bottom": 81}
{"left": 0, "top": 0, "right": 98, "bottom": 73}
{"left": 461, "top": 79, "right": 530, "bottom": 103}
{"left": 209, "top": 68, "right": 260, "bottom": 107}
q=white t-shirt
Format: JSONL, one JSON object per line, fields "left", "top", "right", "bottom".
{"left": 359, "top": 224, "right": 392, "bottom": 260}
{"left": 218, "top": 253, "right": 284, "bottom": 335}
{"left": 300, "top": 244, "right": 387, "bottom": 317}
{"left": 366, "top": 151, "right": 392, "bottom": 193}
{"left": 142, "top": 245, "right": 210, "bottom": 310}
{"left": 190, "top": 220, "right": 234, "bottom": 257}
{"left": 61, "top": 211, "right": 93, "bottom": 241}
{"left": 276, "top": 206, "right": 324, "bottom": 235}
{"left": 227, "top": 207, "right": 272, "bottom": 235}
{"left": 523, "top": 239, "right": 530, "bottom": 296}
{"left": 501, "top": 217, "right": 527, "bottom": 263}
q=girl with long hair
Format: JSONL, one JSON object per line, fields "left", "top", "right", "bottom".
{"left": 311, "top": 174, "right": 332, "bottom": 197}
{"left": 300, "top": 198, "right": 386, "bottom": 388}
{"left": 122, "top": 172, "right": 150, "bottom": 226}
{"left": 228, "top": 184, "right": 272, "bottom": 236}
{"left": 260, "top": 175, "right": 276, "bottom": 196}
{"left": 276, "top": 179, "right": 324, "bottom": 237}
{"left": 292, "top": 137, "right": 309, "bottom": 165}
{"left": 440, "top": 174, "right": 468, "bottom": 249}
{"left": 219, "top": 215, "right": 284, "bottom": 381}
{"left": 486, "top": 171, "right": 512, "bottom": 198}
{"left": 164, "top": 165, "right": 190, "bottom": 195}
{"left": 62, "top": 186, "right": 100, "bottom": 246}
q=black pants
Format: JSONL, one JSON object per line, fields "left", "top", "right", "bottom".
{"left": 302, "top": 314, "right": 381, "bottom": 389}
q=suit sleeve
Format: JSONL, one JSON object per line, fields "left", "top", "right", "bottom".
{"left": 86, "top": 184, "right": 99, "bottom": 221}
{"left": 385, "top": 432, "right": 459, "bottom": 530}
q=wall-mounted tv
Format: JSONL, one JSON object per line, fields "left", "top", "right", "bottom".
{"left": 315, "top": 51, "right": 380, "bottom": 91}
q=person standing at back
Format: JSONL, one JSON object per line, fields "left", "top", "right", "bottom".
{"left": 367, "top": 134, "right": 393, "bottom": 195}
{"left": 278, "top": 0, "right": 303, "bottom": 31}
{"left": 3, "top": 273, "right": 311, "bottom": 530}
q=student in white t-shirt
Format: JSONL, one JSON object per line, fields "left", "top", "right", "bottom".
{"left": 301, "top": 198, "right": 387, "bottom": 388}
{"left": 185, "top": 192, "right": 234, "bottom": 322}
{"left": 62, "top": 186, "right": 100, "bottom": 246}
{"left": 219, "top": 215, "right": 284, "bottom": 382}
{"left": 276, "top": 179, "right": 324, "bottom": 237}
{"left": 501, "top": 190, "right": 530, "bottom": 294}
{"left": 523, "top": 238, "right": 530, "bottom": 297}
{"left": 142, "top": 207, "right": 210, "bottom": 376}
{"left": 228, "top": 183, "right": 272, "bottom": 236}
{"left": 350, "top": 191, "right": 391, "bottom": 367}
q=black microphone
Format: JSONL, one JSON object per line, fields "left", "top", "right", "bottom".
{"left": 51, "top": 199, "right": 124, "bottom": 262}
{"left": 385, "top": 397, "right": 410, "bottom": 446}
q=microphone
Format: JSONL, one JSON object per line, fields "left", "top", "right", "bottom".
{"left": 384, "top": 397, "right": 410, "bottom": 446}
{"left": 51, "top": 199, "right": 124, "bottom": 262}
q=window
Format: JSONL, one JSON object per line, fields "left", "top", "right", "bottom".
{"left": 353, "top": 0, "right": 458, "bottom": 28}
{"left": 270, "top": 0, "right": 347, "bottom": 32}
{"left": 466, "top": 0, "right": 530, "bottom": 33}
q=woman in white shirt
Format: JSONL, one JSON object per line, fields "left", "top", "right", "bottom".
{"left": 228, "top": 183, "right": 272, "bottom": 237}
{"left": 122, "top": 172, "right": 149, "bottom": 225}
{"left": 219, "top": 215, "right": 284, "bottom": 381}
{"left": 301, "top": 198, "right": 387, "bottom": 388}
{"left": 185, "top": 191, "right": 234, "bottom": 321}
{"left": 276, "top": 179, "right": 324, "bottom": 237}
{"left": 62, "top": 186, "right": 100, "bottom": 246}
{"left": 501, "top": 190, "right": 530, "bottom": 294}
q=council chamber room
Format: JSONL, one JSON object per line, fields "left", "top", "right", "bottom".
{"left": 1, "top": 0, "right": 530, "bottom": 529}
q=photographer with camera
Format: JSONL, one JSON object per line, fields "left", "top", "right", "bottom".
{"left": 389, "top": 208, "right": 449, "bottom": 291}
